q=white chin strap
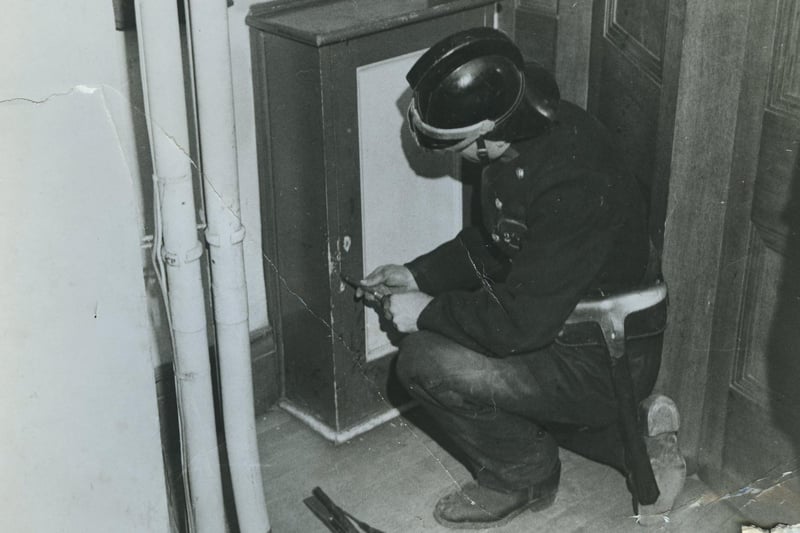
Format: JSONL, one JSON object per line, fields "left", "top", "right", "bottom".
{"left": 407, "top": 102, "right": 497, "bottom": 151}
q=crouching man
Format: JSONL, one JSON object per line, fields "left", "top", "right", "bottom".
{"left": 359, "top": 28, "right": 684, "bottom": 529}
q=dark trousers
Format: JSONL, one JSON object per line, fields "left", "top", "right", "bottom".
{"left": 395, "top": 331, "right": 662, "bottom": 493}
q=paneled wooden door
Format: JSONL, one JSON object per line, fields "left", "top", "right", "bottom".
{"left": 587, "top": 0, "right": 671, "bottom": 248}
{"left": 702, "top": 0, "right": 800, "bottom": 498}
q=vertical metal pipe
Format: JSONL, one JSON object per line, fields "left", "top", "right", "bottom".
{"left": 184, "top": 1, "right": 270, "bottom": 532}
{"left": 133, "top": 1, "right": 227, "bottom": 531}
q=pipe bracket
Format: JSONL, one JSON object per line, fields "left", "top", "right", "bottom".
{"left": 153, "top": 172, "right": 191, "bottom": 185}
{"left": 162, "top": 241, "right": 204, "bottom": 265}
{"left": 205, "top": 225, "right": 246, "bottom": 247}
{"left": 231, "top": 225, "right": 246, "bottom": 244}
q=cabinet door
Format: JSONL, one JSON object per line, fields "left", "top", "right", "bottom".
{"left": 356, "top": 50, "right": 462, "bottom": 361}
{"left": 321, "top": 11, "right": 490, "bottom": 372}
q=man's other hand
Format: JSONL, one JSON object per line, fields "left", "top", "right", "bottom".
{"left": 385, "top": 291, "right": 433, "bottom": 333}
{"left": 358, "top": 264, "right": 419, "bottom": 302}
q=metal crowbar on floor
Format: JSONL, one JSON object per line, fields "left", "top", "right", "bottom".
{"left": 304, "top": 486, "right": 385, "bottom": 533}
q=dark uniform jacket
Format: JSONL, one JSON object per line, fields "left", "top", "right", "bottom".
{"left": 405, "top": 102, "right": 650, "bottom": 358}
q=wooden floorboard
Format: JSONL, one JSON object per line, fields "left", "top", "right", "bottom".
{"left": 256, "top": 406, "right": 768, "bottom": 532}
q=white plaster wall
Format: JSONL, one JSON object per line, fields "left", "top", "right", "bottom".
{"left": 0, "top": 2, "right": 170, "bottom": 531}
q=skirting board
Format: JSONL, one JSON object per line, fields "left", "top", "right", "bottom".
{"left": 279, "top": 399, "right": 415, "bottom": 445}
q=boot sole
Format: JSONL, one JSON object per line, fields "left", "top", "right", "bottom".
{"left": 638, "top": 394, "right": 687, "bottom": 525}
{"left": 640, "top": 394, "right": 680, "bottom": 436}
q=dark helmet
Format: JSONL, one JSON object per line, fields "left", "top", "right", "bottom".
{"left": 406, "top": 27, "right": 560, "bottom": 151}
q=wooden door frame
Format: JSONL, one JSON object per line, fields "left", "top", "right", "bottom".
{"left": 655, "top": 0, "right": 752, "bottom": 474}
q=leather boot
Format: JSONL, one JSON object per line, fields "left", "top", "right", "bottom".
{"left": 637, "top": 394, "right": 687, "bottom": 525}
{"left": 433, "top": 461, "right": 559, "bottom": 529}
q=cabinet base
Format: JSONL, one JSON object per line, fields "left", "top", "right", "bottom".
{"left": 279, "top": 399, "right": 415, "bottom": 444}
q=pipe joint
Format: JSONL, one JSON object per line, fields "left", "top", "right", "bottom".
{"left": 205, "top": 225, "right": 246, "bottom": 247}
{"left": 153, "top": 171, "right": 191, "bottom": 185}
{"left": 162, "top": 241, "right": 204, "bottom": 266}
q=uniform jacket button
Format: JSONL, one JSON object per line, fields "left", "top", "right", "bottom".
{"left": 491, "top": 233, "right": 500, "bottom": 242}
{"left": 495, "top": 197, "right": 503, "bottom": 209}
{"left": 515, "top": 167, "right": 525, "bottom": 180}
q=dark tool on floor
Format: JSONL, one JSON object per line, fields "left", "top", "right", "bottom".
{"left": 304, "top": 487, "right": 385, "bottom": 533}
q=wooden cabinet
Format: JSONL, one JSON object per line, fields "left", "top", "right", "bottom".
{"left": 248, "top": 0, "right": 497, "bottom": 442}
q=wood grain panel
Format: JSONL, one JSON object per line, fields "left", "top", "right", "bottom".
{"left": 589, "top": 0, "right": 667, "bottom": 202}
{"left": 257, "top": 31, "right": 338, "bottom": 424}
{"left": 514, "top": 5, "right": 558, "bottom": 71}
{"left": 752, "top": 0, "right": 800, "bottom": 254}
{"left": 767, "top": 0, "right": 800, "bottom": 116}
{"left": 518, "top": 0, "right": 557, "bottom": 15}
{"left": 751, "top": 111, "right": 800, "bottom": 256}
{"left": 604, "top": 0, "right": 667, "bottom": 82}
{"left": 594, "top": 44, "right": 661, "bottom": 189}
{"left": 515, "top": 0, "right": 594, "bottom": 107}
{"left": 641, "top": 0, "right": 668, "bottom": 59}
{"left": 730, "top": 232, "right": 783, "bottom": 408}
{"left": 651, "top": 0, "right": 751, "bottom": 472}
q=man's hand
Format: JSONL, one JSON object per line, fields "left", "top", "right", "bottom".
{"left": 384, "top": 291, "right": 433, "bottom": 333}
{"left": 358, "top": 264, "right": 419, "bottom": 303}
